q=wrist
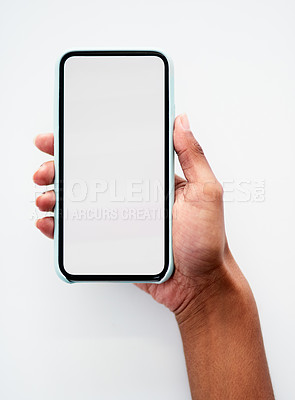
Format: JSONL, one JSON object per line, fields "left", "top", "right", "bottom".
{"left": 174, "top": 253, "right": 274, "bottom": 400}
{"left": 175, "top": 253, "right": 257, "bottom": 333}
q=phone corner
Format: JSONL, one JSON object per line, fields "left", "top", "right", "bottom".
{"left": 150, "top": 48, "right": 173, "bottom": 66}
{"left": 56, "top": 49, "right": 75, "bottom": 67}
{"left": 54, "top": 255, "right": 72, "bottom": 284}
{"left": 54, "top": 224, "right": 71, "bottom": 285}
{"left": 158, "top": 261, "right": 175, "bottom": 284}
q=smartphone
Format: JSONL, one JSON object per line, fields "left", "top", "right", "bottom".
{"left": 54, "top": 50, "right": 174, "bottom": 283}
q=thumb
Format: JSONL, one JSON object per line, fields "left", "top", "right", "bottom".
{"left": 174, "top": 114, "right": 215, "bottom": 184}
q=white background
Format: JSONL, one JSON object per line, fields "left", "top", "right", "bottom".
{"left": 0, "top": 0, "right": 294, "bottom": 399}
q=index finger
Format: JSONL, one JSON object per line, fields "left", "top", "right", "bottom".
{"left": 34, "top": 133, "right": 54, "bottom": 156}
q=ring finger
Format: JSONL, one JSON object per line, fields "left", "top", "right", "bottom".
{"left": 36, "top": 190, "right": 56, "bottom": 212}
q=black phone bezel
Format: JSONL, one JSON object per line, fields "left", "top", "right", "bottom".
{"left": 58, "top": 50, "right": 170, "bottom": 282}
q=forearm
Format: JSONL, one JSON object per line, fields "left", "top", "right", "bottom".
{"left": 175, "top": 258, "right": 274, "bottom": 400}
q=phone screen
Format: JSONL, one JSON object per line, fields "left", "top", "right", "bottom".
{"left": 59, "top": 52, "right": 169, "bottom": 278}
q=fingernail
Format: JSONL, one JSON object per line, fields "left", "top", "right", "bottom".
{"left": 180, "top": 113, "right": 190, "bottom": 130}
{"left": 35, "top": 219, "right": 40, "bottom": 229}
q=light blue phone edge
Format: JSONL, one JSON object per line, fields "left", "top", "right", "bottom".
{"left": 53, "top": 48, "right": 175, "bottom": 284}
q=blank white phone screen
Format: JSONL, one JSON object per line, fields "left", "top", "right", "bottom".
{"left": 63, "top": 55, "right": 165, "bottom": 276}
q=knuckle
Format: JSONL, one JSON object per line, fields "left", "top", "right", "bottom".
{"left": 215, "top": 182, "right": 224, "bottom": 199}
{"left": 203, "top": 181, "right": 223, "bottom": 202}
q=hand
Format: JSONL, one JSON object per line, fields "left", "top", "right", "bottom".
{"left": 33, "top": 114, "right": 234, "bottom": 314}
{"left": 34, "top": 114, "right": 275, "bottom": 399}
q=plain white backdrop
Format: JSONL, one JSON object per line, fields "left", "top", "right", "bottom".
{"left": 0, "top": 0, "right": 294, "bottom": 399}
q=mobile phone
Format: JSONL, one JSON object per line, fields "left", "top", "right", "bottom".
{"left": 54, "top": 50, "right": 174, "bottom": 283}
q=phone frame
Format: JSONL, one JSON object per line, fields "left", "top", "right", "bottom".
{"left": 54, "top": 49, "right": 174, "bottom": 283}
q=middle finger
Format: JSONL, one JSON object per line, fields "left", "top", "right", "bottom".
{"left": 33, "top": 161, "right": 55, "bottom": 186}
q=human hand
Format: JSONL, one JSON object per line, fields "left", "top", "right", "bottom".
{"left": 34, "top": 115, "right": 274, "bottom": 400}
{"left": 33, "top": 114, "right": 235, "bottom": 314}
